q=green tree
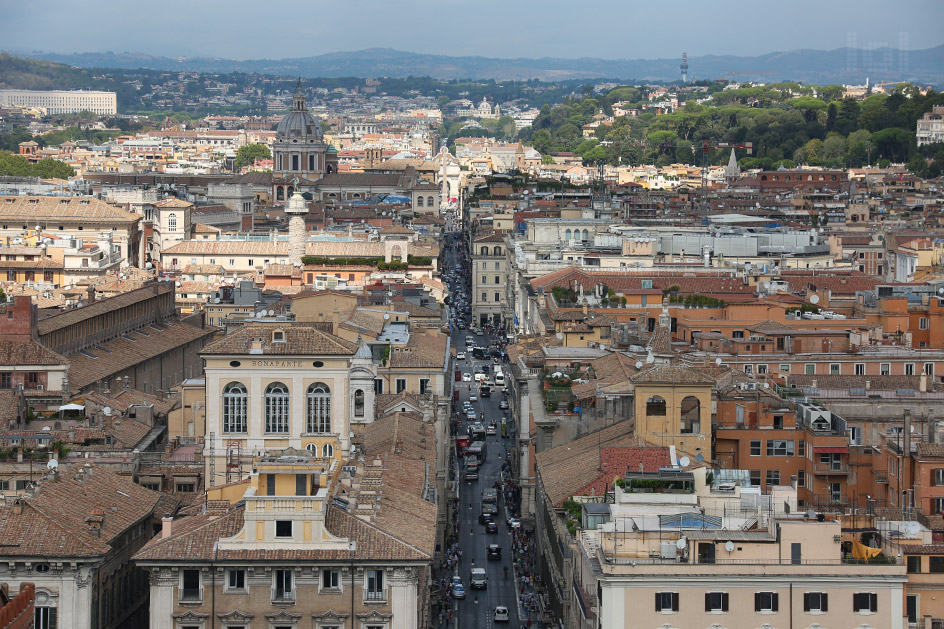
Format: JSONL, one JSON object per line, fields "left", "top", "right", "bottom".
{"left": 0, "top": 152, "right": 32, "bottom": 176}
{"left": 821, "top": 134, "right": 847, "bottom": 167}
{"left": 235, "top": 143, "right": 271, "bottom": 169}
{"left": 31, "top": 158, "right": 75, "bottom": 179}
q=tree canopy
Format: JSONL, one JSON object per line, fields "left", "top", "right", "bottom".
{"left": 235, "top": 143, "right": 271, "bottom": 169}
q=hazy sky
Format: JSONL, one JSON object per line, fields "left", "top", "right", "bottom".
{"left": 4, "top": 0, "right": 942, "bottom": 60}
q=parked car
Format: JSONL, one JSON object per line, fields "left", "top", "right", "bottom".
{"left": 452, "top": 579, "right": 466, "bottom": 599}
{"left": 457, "top": 352, "right": 466, "bottom": 360}
{"left": 499, "top": 400, "right": 509, "bottom": 410}
{"left": 469, "top": 394, "right": 478, "bottom": 402}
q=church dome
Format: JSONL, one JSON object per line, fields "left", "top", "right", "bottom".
{"left": 276, "top": 86, "right": 323, "bottom": 141}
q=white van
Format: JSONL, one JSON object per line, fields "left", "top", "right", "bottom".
{"left": 470, "top": 567, "right": 487, "bottom": 589}
{"left": 495, "top": 372, "right": 505, "bottom": 386}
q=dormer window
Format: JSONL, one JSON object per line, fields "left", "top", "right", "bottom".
{"left": 272, "top": 329, "right": 285, "bottom": 342}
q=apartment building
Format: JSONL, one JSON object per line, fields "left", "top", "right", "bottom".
{"left": 471, "top": 231, "right": 508, "bottom": 328}
{"left": 591, "top": 515, "right": 905, "bottom": 629}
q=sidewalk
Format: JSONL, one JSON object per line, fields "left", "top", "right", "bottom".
{"left": 510, "top": 524, "right": 546, "bottom": 627}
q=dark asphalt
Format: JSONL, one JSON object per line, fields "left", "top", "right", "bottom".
{"left": 441, "top": 229, "right": 522, "bottom": 629}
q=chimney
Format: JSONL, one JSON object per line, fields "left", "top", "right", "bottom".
{"left": 87, "top": 284, "right": 96, "bottom": 303}
{"left": 162, "top": 515, "right": 174, "bottom": 539}
{"left": 12, "top": 500, "right": 22, "bottom": 515}
{"left": 920, "top": 373, "right": 928, "bottom": 393}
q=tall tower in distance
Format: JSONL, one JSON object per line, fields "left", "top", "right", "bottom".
{"left": 680, "top": 52, "right": 689, "bottom": 84}
{"left": 286, "top": 187, "right": 308, "bottom": 266}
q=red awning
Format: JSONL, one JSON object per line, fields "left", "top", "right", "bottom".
{"left": 813, "top": 446, "right": 849, "bottom": 454}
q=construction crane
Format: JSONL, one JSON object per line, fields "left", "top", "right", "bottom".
{"left": 700, "top": 140, "right": 752, "bottom": 221}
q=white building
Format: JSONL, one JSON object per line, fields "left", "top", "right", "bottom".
{"left": 0, "top": 89, "right": 117, "bottom": 115}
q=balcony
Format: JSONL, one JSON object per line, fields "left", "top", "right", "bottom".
{"left": 272, "top": 589, "right": 295, "bottom": 603}
{"left": 872, "top": 469, "right": 889, "bottom": 483}
{"left": 813, "top": 463, "right": 849, "bottom": 475}
{"left": 811, "top": 493, "right": 851, "bottom": 509}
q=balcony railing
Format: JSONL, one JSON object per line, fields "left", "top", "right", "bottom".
{"left": 272, "top": 589, "right": 295, "bottom": 603}
{"left": 179, "top": 587, "right": 202, "bottom": 602}
{"left": 811, "top": 493, "right": 851, "bottom": 509}
{"left": 813, "top": 463, "right": 849, "bottom": 475}
{"left": 872, "top": 469, "right": 889, "bottom": 483}
{"left": 365, "top": 589, "right": 386, "bottom": 601}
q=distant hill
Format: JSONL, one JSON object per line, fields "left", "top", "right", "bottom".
{"left": 5, "top": 45, "right": 944, "bottom": 86}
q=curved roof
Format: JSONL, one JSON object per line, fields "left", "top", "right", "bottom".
{"left": 276, "top": 89, "right": 323, "bottom": 141}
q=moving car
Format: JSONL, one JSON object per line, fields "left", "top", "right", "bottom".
{"left": 499, "top": 400, "right": 509, "bottom": 410}
{"left": 479, "top": 512, "right": 495, "bottom": 524}
{"left": 456, "top": 351, "right": 466, "bottom": 360}
{"left": 494, "top": 606, "right": 510, "bottom": 622}
{"left": 486, "top": 521, "right": 498, "bottom": 534}
{"left": 487, "top": 544, "right": 502, "bottom": 559}
{"left": 470, "top": 567, "right": 487, "bottom": 589}
{"left": 469, "top": 394, "right": 478, "bottom": 402}
{"left": 507, "top": 517, "right": 521, "bottom": 529}
{"left": 486, "top": 423, "right": 497, "bottom": 435}
{"left": 462, "top": 373, "right": 472, "bottom": 382}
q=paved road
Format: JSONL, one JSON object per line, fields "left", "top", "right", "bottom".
{"left": 441, "top": 231, "right": 522, "bottom": 629}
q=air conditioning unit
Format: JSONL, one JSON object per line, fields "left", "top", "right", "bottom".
{"left": 37, "top": 384, "right": 44, "bottom": 391}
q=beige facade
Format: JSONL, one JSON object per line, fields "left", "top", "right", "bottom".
{"left": 590, "top": 518, "right": 906, "bottom": 629}
{"left": 472, "top": 231, "right": 508, "bottom": 328}
{"left": 630, "top": 365, "right": 714, "bottom": 461}
{"left": 199, "top": 324, "right": 375, "bottom": 487}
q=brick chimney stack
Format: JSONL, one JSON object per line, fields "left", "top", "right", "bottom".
{"left": 0, "top": 296, "right": 37, "bottom": 342}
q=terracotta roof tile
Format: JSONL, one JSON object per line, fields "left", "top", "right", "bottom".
{"left": 67, "top": 319, "right": 215, "bottom": 391}
{"left": 201, "top": 323, "right": 356, "bottom": 356}
{"left": 630, "top": 364, "right": 716, "bottom": 385}
{"left": 0, "top": 339, "right": 68, "bottom": 366}
{"left": 0, "top": 196, "right": 139, "bottom": 224}
{"left": 536, "top": 421, "right": 663, "bottom": 507}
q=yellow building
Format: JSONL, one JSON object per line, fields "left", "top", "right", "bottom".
{"left": 630, "top": 364, "right": 715, "bottom": 460}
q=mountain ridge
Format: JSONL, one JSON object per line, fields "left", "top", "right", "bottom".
{"left": 5, "top": 45, "right": 944, "bottom": 85}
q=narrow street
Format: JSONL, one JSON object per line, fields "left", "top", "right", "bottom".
{"left": 435, "top": 220, "right": 530, "bottom": 628}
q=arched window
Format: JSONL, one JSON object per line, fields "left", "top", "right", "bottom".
{"left": 481, "top": 247, "right": 488, "bottom": 256}
{"left": 645, "top": 395, "right": 666, "bottom": 416}
{"left": 494, "top": 247, "right": 502, "bottom": 256}
{"left": 354, "top": 389, "right": 365, "bottom": 418}
{"left": 265, "top": 382, "right": 290, "bottom": 433}
{"left": 417, "top": 196, "right": 424, "bottom": 207}
{"left": 168, "top": 213, "right": 177, "bottom": 231}
{"left": 322, "top": 443, "right": 334, "bottom": 458}
{"left": 222, "top": 382, "right": 247, "bottom": 433}
{"left": 427, "top": 196, "right": 434, "bottom": 206}
{"left": 307, "top": 383, "right": 331, "bottom": 433}
{"left": 680, "top": 396, "right": 701, "bottom": 434}
{"left": 277, "top": 187, "right": 285, "bottom": 201}
{"left": 287, "top": 186, "right": 294, "bottom": 197}
{"left": 565, "top": 229, "right": 572, "bottom": 241}
{"left": 582, "top": 229, "right": 589, "bottom": 241}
